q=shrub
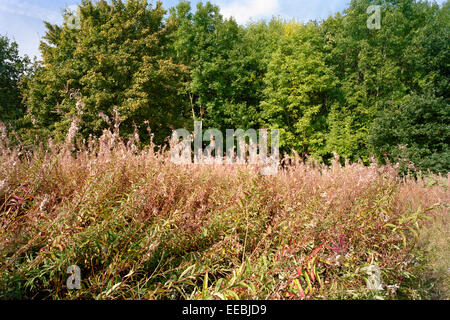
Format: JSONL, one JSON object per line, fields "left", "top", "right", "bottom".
{"left": 0, "top": 127, "right": 448, "bottom": 300}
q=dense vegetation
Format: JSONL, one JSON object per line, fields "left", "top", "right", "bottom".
{"left": 0, "top": 0, "right": 448, "bottom": 173}
{"left": 0, "top": 0, "right": 448, "bottom": 300}
{"left": 0, "top": 126, "right": 448, "bottom": 299}
{"left": 0, "top": 36, "right": 30, "bottom": 125}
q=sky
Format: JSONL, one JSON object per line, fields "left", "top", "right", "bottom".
{"left": 0, "top": 0, "right": 447, "bottom": 59}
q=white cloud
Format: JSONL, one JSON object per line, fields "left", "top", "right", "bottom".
{"left": 220, "top": 0, "right": 280, "bottom": 24}
{"left": 0, "top": 0, "right": 61, "bottom": 24}
{"left": 0, "top": 0, "right": 72, "bottom": 58}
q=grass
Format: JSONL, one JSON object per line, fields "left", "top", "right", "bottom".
{"left": 0, "top": 126, "right": 448, "bottom": 300}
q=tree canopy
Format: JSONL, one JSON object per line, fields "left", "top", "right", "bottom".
{"left": 0, "top": 36, "right": 30, "bottom": 125}
{"left": 2, "top": 0, "right": 448, "bottom": 173}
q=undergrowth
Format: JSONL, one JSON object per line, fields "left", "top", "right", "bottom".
{"left": 0, "top": 125, "right": 448, "bottom": 300}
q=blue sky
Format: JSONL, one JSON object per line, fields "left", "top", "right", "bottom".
{"left": 0, "top": 0, "right": 447, "bottom": 59}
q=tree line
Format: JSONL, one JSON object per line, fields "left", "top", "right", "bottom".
{"left": 0, "top": 0, "right": 448, "bottom": 173}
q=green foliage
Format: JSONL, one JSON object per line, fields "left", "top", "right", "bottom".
{"left": 1, "top": 0, "right": 448, "bottom": 302}
{"left": 10, "top": 0, "right": 449, "bottom": 172}
{"left": 168, "top": 1, "right": 271, "bottom": 130}
{"left": 319, "top": 0, "right": 446, "bottom": 163}
{"left": 369, "top": 92, "right": 450, "bottom": 174}
{"left": 260, "top": 22, "right": 336, "bottom": 158}
{"left": 410, "top": 1, "right": 449, "bottom": 98}
{"left": 21, "top": 0, "right": 188, "bottom": 144}
{"left": 0, "top": 35, "right": 30, "bottom": 124}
